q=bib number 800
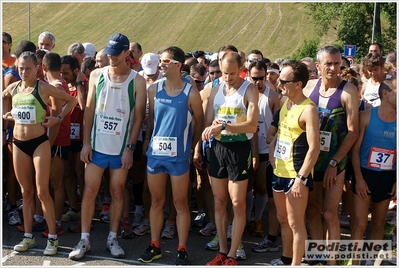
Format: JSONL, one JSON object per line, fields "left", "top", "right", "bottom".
{"left": 18, "top": 111, "right": 31, "bottom": 120}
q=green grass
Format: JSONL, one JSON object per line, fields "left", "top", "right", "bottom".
{"left": 2, "top": 2, "right": 337, "bottom": 60}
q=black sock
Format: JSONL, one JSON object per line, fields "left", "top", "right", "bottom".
{"left": 10, "top": 205, "right": 18, "bottom": 210}
{"left": 281, "top": 255, "right": 292, "bottom": 265}
{"left": 267, "top": 234, "right": 277, "bottom": 242}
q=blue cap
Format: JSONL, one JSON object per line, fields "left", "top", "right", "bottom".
{"left": 103, "top": 33, "right": 130, "bottom": 56}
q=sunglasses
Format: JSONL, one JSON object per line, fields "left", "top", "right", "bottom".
{"left": 279, "top": 79, "right": 297, "bottom": 85}
{"left": 340, "top": 66, "right": 348, "bottom": 70}
{"left": 251, "top": 76, "right": 265, "bottom": 81}
{"left": 159, "top": 58, "right": 179, "bottom": 65}
{"left": 195, "top": 79, "right": 205, "bottom": 84}
{"left": 248, "top": 58, "right": 261, "bottom": 63}
{"left": 209, "top": 70, "right": 221, "bottom": 75}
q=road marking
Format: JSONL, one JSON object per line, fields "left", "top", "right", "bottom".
{"left": 2, "top": 251, "right": 18, "bottom": 264}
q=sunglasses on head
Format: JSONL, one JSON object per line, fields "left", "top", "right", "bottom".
{"left": 248, "top": 58, "right": 261, "bottom": 63}
{"left": 251, "top": 76, "right": 265, "bottom": 81}
{"left": 159, "top": 58, "right": 179, "bottom": 65}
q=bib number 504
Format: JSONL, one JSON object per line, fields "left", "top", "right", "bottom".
{"left": 159, "top": 142, "right": 172, "bottom": 151}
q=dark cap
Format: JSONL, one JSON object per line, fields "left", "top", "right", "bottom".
{"left": 103, "top": 33, "right": 129, "bottom": 56}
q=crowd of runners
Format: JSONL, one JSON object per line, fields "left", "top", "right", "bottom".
{"left": 2, "top": 30, "right": 397, "bottom": 266}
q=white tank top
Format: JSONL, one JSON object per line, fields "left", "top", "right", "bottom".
{"left": 364, "top": 78, "right": 381, "bottom": 107}
{"left": 257, "top": 86, "right": 273, "bottom": 154}
{"left": 91, "top": 67, "right": 137, "bottom": 155}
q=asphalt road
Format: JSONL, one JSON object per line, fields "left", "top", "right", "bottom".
{"left": 2, "top": 207, "right": 283, "bottom": 266}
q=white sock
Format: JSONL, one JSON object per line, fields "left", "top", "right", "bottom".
{"left": 108, "top": 231, "right": 117, "bottom": 241}
{"left": 48, "top": 234, "right": 57, "bottom": 240}
{"left": 24, "top": 233, "right": 33, "bottom": 239}
{"left": 81, "top": 233, "right": 90, "bottom": 241}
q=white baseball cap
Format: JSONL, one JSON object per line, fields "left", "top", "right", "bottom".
{"left": 82, "top": 42, "right": 96, "bottom": 59}
{"left": 141, "top": 53, "right": 159, "bottom": 75}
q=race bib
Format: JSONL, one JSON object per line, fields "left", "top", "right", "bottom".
{"left": 70, "top": 123, "right": 80, "bottom": 139}
{"left": 367, "top": 146, "right": 395, "bottom": 170}
{"left": 97, "top": 115, "right": 123, "bottom": 135}
{"left": 152, "top": 136, "right": 177, "bottom": 156}
{"left": 320, "top": 131, "right": 332, "bottom": 152}
{"left": 217, "top": 114, "right": 237, "bottom": 135}
{"left": 274, "top": 138, "right": 292, "bottom": 161}
{"left": 12, "top": 106, "right": 37, "bottom": 124}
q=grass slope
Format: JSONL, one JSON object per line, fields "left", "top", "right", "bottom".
{"left": 2, "top": 2, "right": 337, "bottom": 61}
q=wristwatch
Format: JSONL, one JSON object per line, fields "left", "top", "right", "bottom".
{"left": 221, "top": 121, "right": 227, "bottom": 130}
{"left": 329, "top": 159, "right": 338, "bottom": 168}
{"left": 56, "top": 115, "right": 64, "bottom": 123}
{"left": 76, "top": 81, "right": 84, "bottom": 86}
{"left": 296, "top": 174, "right": 308, "bottom": 185}
{"left": 126, "top": 144, "right": 136, "bottom": 151}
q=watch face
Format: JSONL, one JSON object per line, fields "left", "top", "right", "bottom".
{"left": 329, "top": 160, "right": 337, "bottom": 167}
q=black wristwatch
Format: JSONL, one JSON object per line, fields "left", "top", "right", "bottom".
{"left": 126, "top": 144, "right": 136, "bottom": 151}
{"left": 296, "top": 174, "right": 308, "bottom": 185}
{"left": 221, "top": 121, "right": 227, "bottom": 130}
{"left": 76, "top": 81, "right": 84, "bottom": 87}
{"left": 329, "top": 159, "right": 338, "bottom": 168}
{"left": 56, "top": 115, "right": 64, "bottom": 123}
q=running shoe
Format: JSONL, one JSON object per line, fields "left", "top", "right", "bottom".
{"left": 236, "top": 242, "right": 246, "bottom": 260}
{"left": 61, "top": 209, "right": 80, "bottom": 222}
{"left": 100, "top": 204, "right": 110, "bottom": 223}
{"left": 251, "top": 237, "right": 279, "bottom": 252}
{"left": 133, "top": 219, "right": 151, "bottom": 236}
{"left": 270, "top": 258, "right": 287, "bottom": 266}
{"left": 120, "top": 218, "right": 134, "bottom": 239}
{"left": 161, "top": 221, "right": 176, "bottom": 239}
{"left": 69, "top": 239, "right": 91, "bottom": 260}
{"left": 252, "top": 219, "right": 265, "bottom": 237}
{"left": 223, "top": 257, "right": 237, "bottom": 265}
{"left": 205, "top": 234, "right": 219, "bottom": 251}
{"left": 43, "top": 238, "right": 58, "bottom": 256}
{"left": 192, "top": 212, "right": 206, "bottom": 227}
{"left": 13, "top": 236, "right": 37, "bottom": 252}
{"left": 8, "top": 208, "right": 22, "bottom": 226}
{"left": 199, "top": 222, "right": 216, "bottom": 236}
{"left": 175, "top": 248, "right": 189, "bottom": 265}
{"left": 206, "top": 252, "right": 227, "bottom": 266}
{"left": 106, "top": 238, "right": 125, "bottom": 258}
{"left": 138, "top": 244, "right": 162, "bottom": 263}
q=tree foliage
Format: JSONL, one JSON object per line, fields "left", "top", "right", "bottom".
{"left": 304, "top": 2, "right": 396, "bottom": 61}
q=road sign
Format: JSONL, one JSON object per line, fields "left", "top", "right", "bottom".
{"left": 346, "top": 56, "right": 356, "bottom": 65}
{"left": 344, "top": 45, "right": 356, "bottom": 57}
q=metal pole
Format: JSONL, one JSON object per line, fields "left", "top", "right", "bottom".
{"left": 28, "top": 3, "right": 30, "bottom": 41}
{"left": 371, "top": 2, "right": 376, "bottom": 43}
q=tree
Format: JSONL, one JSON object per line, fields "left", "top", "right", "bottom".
{"left": 304, "top": 3, "right": 396, "bottom": 60}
